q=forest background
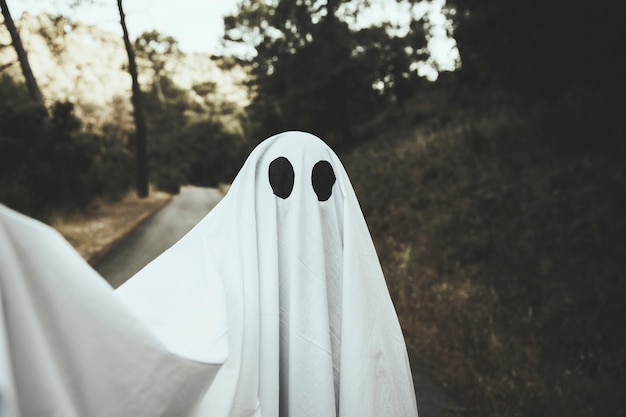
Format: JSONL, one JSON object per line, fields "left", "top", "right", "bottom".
{"left": 1, "top": 0, "right": 624, "bottom": 416}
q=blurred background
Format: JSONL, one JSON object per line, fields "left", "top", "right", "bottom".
{"left": 1, "top": 0, "right": 624, "bottom": 416}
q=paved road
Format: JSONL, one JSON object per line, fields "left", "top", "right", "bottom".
{"left": 96, "top": 185, "right": 459, "bottom": 416}
{"left": 95, "top": 186, "right": 223, "bottom": 288}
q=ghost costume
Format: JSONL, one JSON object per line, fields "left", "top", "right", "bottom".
{"left": 116, "top": 131, "right": 418, "bottom": 417}
{"left": 0, "top": 204, "right": 227, "bottom": 417}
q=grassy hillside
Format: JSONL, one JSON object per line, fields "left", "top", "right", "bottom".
{"left": 342, "top": 88, "right": 626, "bottom": 417}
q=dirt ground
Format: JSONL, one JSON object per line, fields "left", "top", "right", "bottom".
{"left": 52, "top": 191, "right": 172, "bottom": 265}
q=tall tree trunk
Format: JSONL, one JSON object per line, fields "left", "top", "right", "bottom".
{"left": 0, "top": 0, "right": 45, "bottom": 108}
{"left": 117, "top": 0, "right": 149, "bottom": 198}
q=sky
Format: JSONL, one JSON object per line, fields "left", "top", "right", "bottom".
{"left": 7, "top": 0, "right": 239, "bottom": 54}
{"left": 6, "top": 0, "right": 458, "bottom": 77}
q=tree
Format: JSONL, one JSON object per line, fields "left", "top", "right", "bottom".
{"left": 223, "top": 0, "right": 429, "bottom": 147}
{"left": 117, "top": 0, "right": 149, "bottom": 198}
{"left": 0, "top": 0, "right": 45, "bottom": 108}
{"left": 446, "top": 0, "right": 624, "bottom": 154}
{"left": 447, "top": 0, "right": 622, "bottom": 97}
{"left": 134, "top": 30, "right": 181, "bottom": 105}
{"left": 141, "top": 75, "right": 189, "bottom": 194}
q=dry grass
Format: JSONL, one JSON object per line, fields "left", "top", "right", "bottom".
{"left": 343, "top": 91, "right": 626, "bottom": 417}
{"left": 218, "top": 182, "right": 232, "bottom": 195}
{"left": 51, "top": 189, "right": 172, "bottom": 265}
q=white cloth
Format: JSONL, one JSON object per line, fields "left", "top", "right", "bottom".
{"left": 118, "top": 131, "right": 418, "bottom": 417}
{"left": 0, "top": 204, "right": 226, "bottom": 417}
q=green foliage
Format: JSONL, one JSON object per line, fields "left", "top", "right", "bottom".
{"left": 141, "top": 75, "right": 188, "bottom": 193}
{"left": 224, "top": 0, "right": 430, "bottom": 148}
{"left": 0, "top": 17, "right": 251, "bottom": 216}
{"left": 180, "top": 117, "right": 252, "bottom": 187}
{"left": 91, "top": 143, "right": 134, "bottom": 201}
{"left": 138, "top": 71, "right": 246, "bottom": 191}
{"left": 0, "top": 76, "right": 83, "bottom": 213}
{"left": 0, "top": 76, "right": 46, "bottom": 180}
{"left": 31, "top": 101, "right": 100, "bottom": 210}
{"left": 0, "top": 69, "right": 248, "bottom": 217}
{"left": 130, "top": 28, "right": 251, "bottom": 193}
{"left": 0, "top": 75, "right": 137, "bottom": 217}
{"left": 134, "top": 30, "right": 181, "bottom": 97}
{"left": 0, "top": 97, "right": 98, "bottom": 216}
{"left": 135, "top": 30, "right": 180, "bottom": 58}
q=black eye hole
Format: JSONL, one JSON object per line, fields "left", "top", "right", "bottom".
{"left": 269, "top": 156, "right": 295, "bottom": 199}
{"left": 311, "top": 160, "right": 336, "bottom": 202}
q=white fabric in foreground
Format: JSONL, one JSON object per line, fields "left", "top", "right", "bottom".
{"left": 118, "top": 131, "right": 418, "bottom": 417}
{"left": 0, "top": 204, "right": 226, "bottom": 417}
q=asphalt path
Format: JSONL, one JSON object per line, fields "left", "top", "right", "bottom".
{"left": 95, "top": 185, "right": 459, "bottom": 416}
{"left": 95, "top": 186, "right": 223, "bottom": 288}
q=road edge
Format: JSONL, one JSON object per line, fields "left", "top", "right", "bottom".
{"left": 87, "top": 195, "right": 173, "bottom": 266}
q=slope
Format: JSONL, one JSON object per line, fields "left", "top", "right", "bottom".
{"left": 342, "top": 87, "right": 626, "bottom": 417}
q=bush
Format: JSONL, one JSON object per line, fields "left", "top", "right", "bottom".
{"left": 0, "top": 75, "right": 135, "bottom": 218}
{"left": 180, "top": 118, "right": 251, "bottom": 187}
{"left": 92, "top": 145, "right": 135, "bottom": 201}
{"left": 152, "top": 165, "right": 183, "bottom": 194}
{"left": 28, "top": 101, "right": 100, "bottom": 211}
